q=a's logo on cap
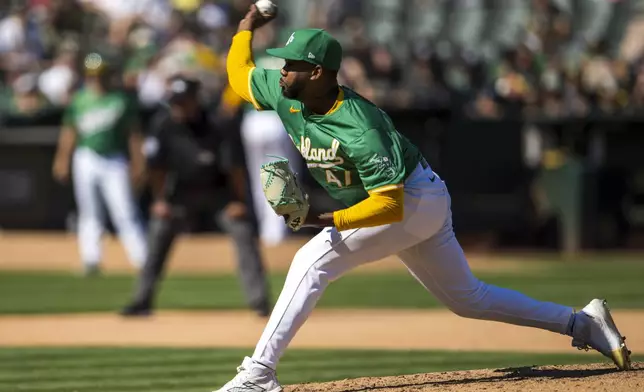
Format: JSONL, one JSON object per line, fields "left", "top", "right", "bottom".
{"left": 286, "top": 33, "right": 295, "bottom": 46}
{"left": 308, "top": 52, "right": 316, "bottom": 59}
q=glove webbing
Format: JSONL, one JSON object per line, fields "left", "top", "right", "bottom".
{"left": 261, "top": 158, "right": 305, "bottom": 208}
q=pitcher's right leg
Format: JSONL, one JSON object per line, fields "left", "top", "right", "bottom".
{"left": 251, "top": 223, "right": 428, "bottom": 370}
{"left": 213, "top": 222, "right": 432, "bottom": 392}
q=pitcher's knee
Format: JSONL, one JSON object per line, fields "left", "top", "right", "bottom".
{"left": 449, "top": 304, "right": 486, "bottom": 319}
{"left": 444, "top": 281, "right": 492, "bottom": 319}
{"left": 290, "top": 249, "right": 336, "bottom": 289}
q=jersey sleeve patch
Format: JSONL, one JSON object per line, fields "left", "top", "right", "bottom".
{"left": 347, "top": 128, "right": 407, "bottom": 192}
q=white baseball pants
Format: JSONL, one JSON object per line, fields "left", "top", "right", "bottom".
{"left": 72, "top": 148, "right": 147, "bottom": 268}
{"left": 241, "top": 110, "right": 302, "bottom": 246}
{"left": 252, "top": 163, "right": 575, "bottom": 370}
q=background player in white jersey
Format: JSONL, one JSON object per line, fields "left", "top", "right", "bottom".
{"left": 52, "top": 53, "right": 148, "bottom": 275}
{"left": 213, "top": 5, "right": 632, "bottom": 392}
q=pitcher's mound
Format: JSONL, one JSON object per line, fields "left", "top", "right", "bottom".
{"left": 288, "top": 362, "right": 643, "bottom": 391}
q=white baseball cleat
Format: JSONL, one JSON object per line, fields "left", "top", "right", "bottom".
{"left": 212, "top": 356, "right": 283, "bottom": 392}
{"left": 571, "top": 299, "right": 632, "bottom": 370}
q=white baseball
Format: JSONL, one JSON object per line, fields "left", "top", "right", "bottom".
{"left": 255, "top": 0, "right": 277, "bottom": 17}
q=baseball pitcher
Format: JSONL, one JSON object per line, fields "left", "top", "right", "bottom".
{"left": 52, "top": 53, "right": 148, "bottom": 275}
{"left": 213, "top": 5, "right": 632, "bottom": 392}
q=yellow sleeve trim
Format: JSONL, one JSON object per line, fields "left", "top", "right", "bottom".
{"left": 333, "top": 187, "right": 404, "bottom": 231}
{"left": 226, "top": 31, "right": 256, "bottom": 105}
{"left": 247, "top": 67, "right": 263, "bottom": 111}
{"left": 368, "top": 183, "right": 404, "bottom": 194}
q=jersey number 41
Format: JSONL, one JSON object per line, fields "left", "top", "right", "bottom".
{"left": 325, "top": 170, "right": 352, "bottom": 188}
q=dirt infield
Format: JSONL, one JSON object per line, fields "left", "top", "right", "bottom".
{"left": 1, "top": 311, "right": 641, "bottom": 392}
{"left": 2, "top": 309, "right": 643, "bottom": 391}
{"left": 1, "top": 309, "right": 643, "bottom": 354}
{"left": 288, "top": 363, "right": 644, "bottom": 392}
{"left": 0, "top": 232, "right": 549, "bottom": 274}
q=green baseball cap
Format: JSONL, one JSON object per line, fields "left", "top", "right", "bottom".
{"left": 266, "top": 29, "right": 343, "bottom": 71}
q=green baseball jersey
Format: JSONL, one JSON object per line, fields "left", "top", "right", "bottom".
{"left": 249, "top": 68, "right": 425, "bottom": 207}
{"left": 63, "top": 89, "right": 138, "bottom": 156}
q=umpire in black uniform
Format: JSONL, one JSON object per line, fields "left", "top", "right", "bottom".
{"left": 120, "top": 75, "right": 271, "bottom": 317}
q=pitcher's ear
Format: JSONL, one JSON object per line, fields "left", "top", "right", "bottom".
{"left": 310, "top": 65, "right": 323, "bottom": 81}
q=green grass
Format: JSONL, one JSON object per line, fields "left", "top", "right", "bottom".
{"left": 1, "top": 260, "right": 644, "bottom": 314}
{"left": 0, "top": 347, "right": 638, "bottom": 392}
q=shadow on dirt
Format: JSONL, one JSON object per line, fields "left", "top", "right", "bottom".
{"left": 493, "top": 365, "right": 622, "bottom": 379}
{"left": 288, "top": 364, "right": 643, "bottom": 392}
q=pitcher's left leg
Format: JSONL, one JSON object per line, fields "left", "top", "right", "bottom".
{"left": 397, "top": 218, "right": 631, "bottom": 369}
{"left": 398, "top": 229, "right": 573, "bottom": 334}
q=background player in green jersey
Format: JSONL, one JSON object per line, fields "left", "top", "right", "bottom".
{"left": 52, "top": 53, "right": 147, "bottom": 275}
{"left": 214, "top": 5, "right": 631, "bottom": 392}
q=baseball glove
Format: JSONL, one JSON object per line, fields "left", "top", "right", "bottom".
{"left": 260, "top": 157, "right": 309, "bottom": 231}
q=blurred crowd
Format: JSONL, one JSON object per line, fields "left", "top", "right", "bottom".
{"left": 1, "top": 0, "right": 644, "bottom": 122}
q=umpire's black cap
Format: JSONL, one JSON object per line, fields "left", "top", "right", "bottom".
{"left": 167, "top": 75, "right": 201, "bottom": 103}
